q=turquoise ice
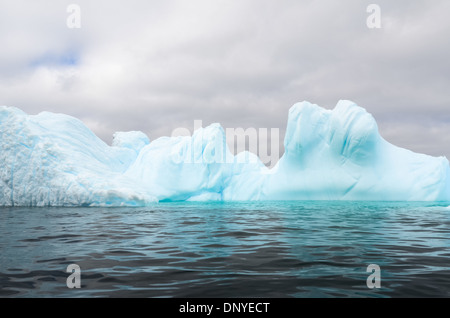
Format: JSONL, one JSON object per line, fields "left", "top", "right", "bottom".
{"left": 1, "top": 100, "right": 449, "bottom": 206}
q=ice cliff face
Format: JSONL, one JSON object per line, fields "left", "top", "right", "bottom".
{"left": 0, "top": 107, "right": 155, "bottom": 206}
{"left": 0, "top": 100, "right": 449, "bottom": 206}
{"left": 258, "top": 101, "right": 450, "bottom": 201}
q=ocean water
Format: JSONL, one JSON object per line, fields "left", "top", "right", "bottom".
{"left": 0, "top": 201, "right": 449, "bottom": 298}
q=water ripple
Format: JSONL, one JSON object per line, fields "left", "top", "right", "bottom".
{"left": 1, "top": 201, "right": 449, "bottom": 297}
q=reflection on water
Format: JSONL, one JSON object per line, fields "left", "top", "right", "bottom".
{"left": 0, "top": 201, "right": 450, "bottom": 297}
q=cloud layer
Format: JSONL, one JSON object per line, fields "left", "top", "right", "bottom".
{"left": 1, "top": 0, "right": 449, "bottom": 161}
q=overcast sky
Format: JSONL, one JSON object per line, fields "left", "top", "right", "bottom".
{"left": 1, "top": 0, "right": 449, "bottom": 162}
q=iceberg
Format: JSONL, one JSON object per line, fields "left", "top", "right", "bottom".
{"left": 0, "top": 107, "right": 155, "bottom": 206}
{"left": 0, "top": 100, "right": 449, "bottom": 206}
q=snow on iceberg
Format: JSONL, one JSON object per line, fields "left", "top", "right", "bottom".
{"left": 0, "top": 100, "right": 449, "bottom": 206}
{"left": 0, "top": 107, "right": 155, "bottom": 206}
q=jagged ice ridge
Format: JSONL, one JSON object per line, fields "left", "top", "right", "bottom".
{"left": 1, "top": 100, "right": 449, "bottom": 206}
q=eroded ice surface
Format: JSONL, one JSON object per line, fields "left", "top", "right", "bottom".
{"left": 1, "top": 100, "right": 449, "bottom": 206}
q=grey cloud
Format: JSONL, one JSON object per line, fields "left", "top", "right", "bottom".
{"left": 0, "top": 0, "right": 449, "bottom": 161}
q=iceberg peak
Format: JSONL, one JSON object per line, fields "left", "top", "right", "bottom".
{"left": 0, "top": 101, "right": 449, "bottom": 206}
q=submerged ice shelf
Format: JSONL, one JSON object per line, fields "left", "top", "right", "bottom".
{"left": 1, "top": 100, "right": 449, "bottom": 206}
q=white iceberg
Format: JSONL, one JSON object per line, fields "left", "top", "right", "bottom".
{"left": 0, "top": 107, "right": 155, "bottom": 206}
{"left": 0, "top": 100, "right": 449, "bottom": 206}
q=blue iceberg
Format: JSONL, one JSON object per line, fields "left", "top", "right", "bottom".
{"left": 1, "top": 100, "right": 449, "bottom": 206}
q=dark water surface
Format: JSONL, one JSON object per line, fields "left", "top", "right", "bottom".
{"left": 1, "top": 201, "right": 450, "bottom": 297}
